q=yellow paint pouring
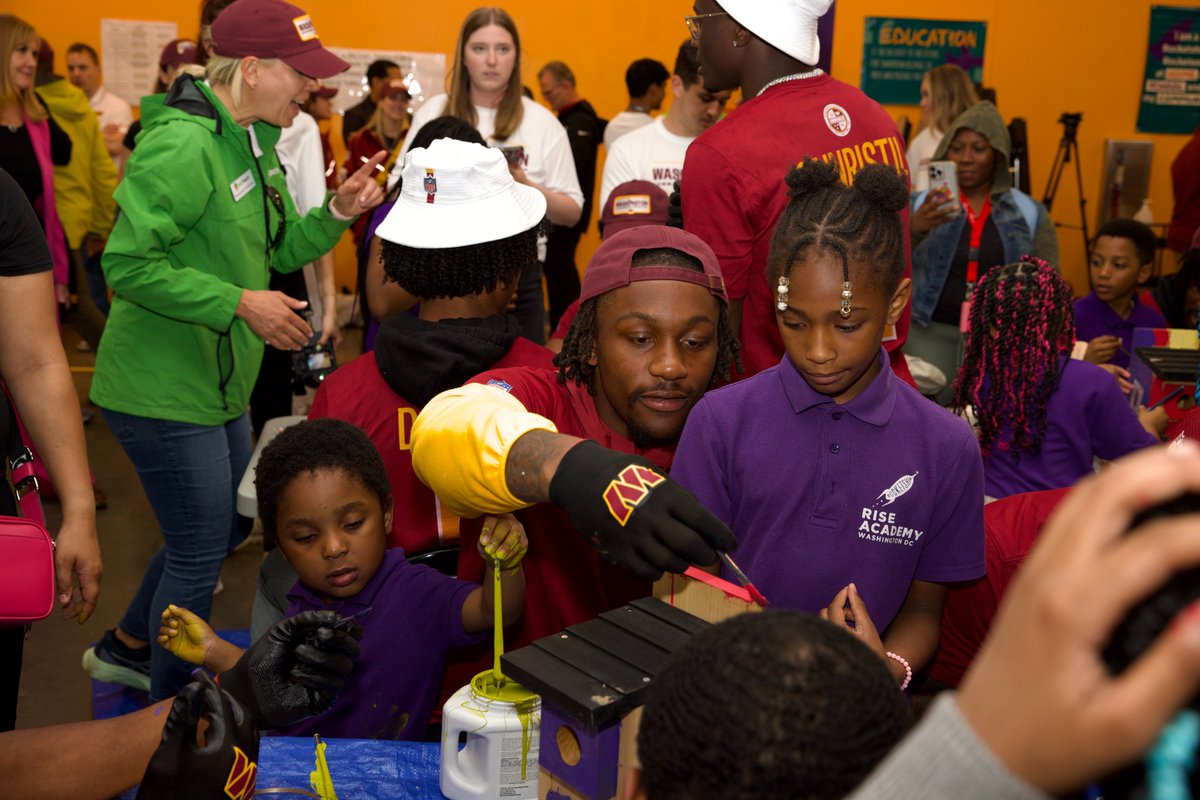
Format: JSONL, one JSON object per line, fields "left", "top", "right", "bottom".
{"left": 479, "top": 562, "right": 537, "bottom": 780}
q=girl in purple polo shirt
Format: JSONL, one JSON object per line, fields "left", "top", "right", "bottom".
{"left": 954, "top": 257, "right": 1165, "bottom": 499}
{"left": 672, "top": 160, "right": 985, "bottom": 690}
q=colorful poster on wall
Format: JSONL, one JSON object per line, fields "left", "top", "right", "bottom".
{"left": 325, "top": 48, "right": 447, "bottom": 117}
{"left": 860, "top": 17, "right": 986, "bottom": 105}
{"left": 100, "top": 19, "right": 178, "bottom": 108}
{"left": 1137, "top": 6, "right": 1200, "bottom": 135}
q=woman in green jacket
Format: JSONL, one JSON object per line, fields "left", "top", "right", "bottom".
{"left": 83, "top": 0, "right": 386, "bottom": 700}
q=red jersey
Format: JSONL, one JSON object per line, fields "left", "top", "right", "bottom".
{"left": 682, "top": 74, "right": 913, "bottom": 381}
{"left": 928, "top": 488, "right": 1068, "bottom": 687}
{"left": 308, "top": 337, "right": 553, "bottom": 555}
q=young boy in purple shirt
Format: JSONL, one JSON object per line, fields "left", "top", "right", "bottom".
{"left": 156, "top": 418, "right": 526, "bottom": 740}
{"left": 1077, "top": 219, "right": 1168, "bottom": 372}
{"left": 671, "top": 161, "right": 985, "bottom": 688}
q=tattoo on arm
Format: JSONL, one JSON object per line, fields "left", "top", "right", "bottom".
{"left": 505, "top": 430, "right": 579, "bottom": 504}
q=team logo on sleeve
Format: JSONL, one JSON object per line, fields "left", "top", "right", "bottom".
{"left": 872, "top": 472, "right": 918, "bottom": 508}
{"left": 823, "top": 103, "right": 852, "bottom": 137}
{"left": 224, "top": 747, "right": 258, "bottom": 800}
{"left": 603, "top": 465, "right": 666, "bottom": 525}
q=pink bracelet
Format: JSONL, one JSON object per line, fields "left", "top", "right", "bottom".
{"left": 886, "top": 651, "right": 912, "bottom": 691}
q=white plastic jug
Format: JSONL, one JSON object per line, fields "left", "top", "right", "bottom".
{"left": 441, "top": 670, "right": 541, "bottom": 800}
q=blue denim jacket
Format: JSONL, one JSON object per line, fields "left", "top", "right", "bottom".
{"left": 910, "top": 189, "right": 1049, "bottom": 326}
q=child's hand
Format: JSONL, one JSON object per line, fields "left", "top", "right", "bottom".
{"left": 1084, "top": 335, "right": 1121, "bottom": 365}
{"left": 478, "top": 514, "right": 528, "bottom": 570}
{"left": 1097, "top": 363, "right": 1133, "bottom": 395}
{"left": 157, "top": 604, "right": 217, "bottom": 667}
{"left": 1137, "top": 404, "right": 1170, "bottom": 437}
{"left": 819, "top": 583, "right": 886, "bottom": 660}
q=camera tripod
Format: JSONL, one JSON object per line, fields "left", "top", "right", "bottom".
{"left": 1042, "top": 112, "right": 1091, "bottom": 261}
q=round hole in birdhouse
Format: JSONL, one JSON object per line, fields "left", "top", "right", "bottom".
{"left": 556, "top": 725, "right": 582, "bottom": 766}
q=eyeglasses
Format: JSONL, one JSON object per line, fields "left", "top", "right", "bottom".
{"left": 684, "top": 11, "right": 729, "bottom": 39}
{"left": 265, "top": 184, "right": 286, "bottom": 249}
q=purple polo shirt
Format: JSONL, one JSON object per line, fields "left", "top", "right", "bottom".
{"left": 672, "top": 350, "right": 985, "bottom": 632}
{"left": 1074, "top": 291, "right": 1167, "bottom": 369}
{"left": 982, "top": 358, "right": 1159, "bottom": 499}
{"left": 274, "top": 548, "right": 482, "bottom": 740}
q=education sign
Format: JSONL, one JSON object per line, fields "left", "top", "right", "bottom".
{"left": 1137, "top": 6, "right": 1200, "bottom": 134}
{"left": 861, "top": 17, "right": 987, "bottom": 105}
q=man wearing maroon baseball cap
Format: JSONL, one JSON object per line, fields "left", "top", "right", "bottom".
{"left": 407, "top": 225, "right": 741, "bottom": 664}
{"left": 210, "top": 0, "right": 348, "bottom": 79}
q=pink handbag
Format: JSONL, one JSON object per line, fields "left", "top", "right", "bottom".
{"left": 0, "top": 396, "right": 55, "bottom": 627}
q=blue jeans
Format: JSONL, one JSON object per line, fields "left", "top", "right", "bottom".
{"left": 101, "top": 408, "right": 252, "bottom": 700}
{"left": 80, "top": 246, "right": 110, "bottom": 316}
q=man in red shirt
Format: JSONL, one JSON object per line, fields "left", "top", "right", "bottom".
{"left": 411, "top": 225, "right": 739, "bottom": 655}
{"left": 681, "top": 0, "right": 914, "bottom": 384}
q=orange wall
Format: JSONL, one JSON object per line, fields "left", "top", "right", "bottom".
{"left": 16, "top": 0, "right": 1196, "bottom": 293}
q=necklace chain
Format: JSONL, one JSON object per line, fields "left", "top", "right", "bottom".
{"left": 757, "top": 68, "right": 824, "bottom": 97}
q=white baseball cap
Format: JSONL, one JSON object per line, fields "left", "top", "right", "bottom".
{"left": 720, "top": 0, "right": 834, "bottom": 66}
{"left": 375, "top": 139, "right": 547, "bottom": 249}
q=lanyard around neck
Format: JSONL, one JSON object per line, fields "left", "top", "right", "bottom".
{"left": 962, "top": 193, "right": 993, "bottom": 286}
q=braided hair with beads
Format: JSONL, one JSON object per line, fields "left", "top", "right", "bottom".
{"left": 951, "top": 256, "right": 1075, "bottom": 458}
{"left": 767, "top": 158, "right": 909, "bottom": 314}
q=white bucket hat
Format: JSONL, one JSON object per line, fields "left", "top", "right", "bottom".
{"left": 719, "top": 0, "right": 834, "bottom": 66}
{"left": 374, "top": 139, "right": 547, "bottom": 249}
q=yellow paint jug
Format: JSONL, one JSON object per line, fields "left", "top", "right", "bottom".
{"left": 440, "top": 670, "right": 541, "bottom": 800}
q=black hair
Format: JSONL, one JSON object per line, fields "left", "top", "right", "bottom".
{"left": 1100, "top": 492, "right": 1200, "bottom": 798}
{"left": 1095, "top": 217, "right": 1157, "bottom": 268}
{"left": 554, "top": 247, "right": 740, "bottom": 391}
{"left": 625, "top": 58, "right": 670, "bottom": 98}
{"left": 381, "top": 226, "right": 540, "bottom": 300}
{"left": 254, "top": 419, "right": 391, "bottom": 545}
{"left": 767, "top": 159, "right": 909, "bottom": 296}
{"left": 672, "top": 40, "right": 700, "bottom": 87}
{"left": 638, "top": 611, "right": 911, "bottom": 800}
{"left": 366, "top": 59, "right": 399, "bottom": 82}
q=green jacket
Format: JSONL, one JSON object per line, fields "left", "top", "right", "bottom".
{"left": 91, "top": 76, "right": 352, "bottom": 425}
{"left": 36, "top": 77, "right": 117, "bottom": 248}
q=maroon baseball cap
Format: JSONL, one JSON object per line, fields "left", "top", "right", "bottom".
{"left": 580, "top": 225, "right": 727, "bottom": 304}
{"left": 600, "top": 180, "right": 670, "bottom": 239}
{"left": 37, "top": 40, "right": 53, "bottom": 70}
{"left": 159, "top": 39, "right": 200, "bottom": 69}
{"left": 380, "top": 78, "right": 410, "bottom": 99}
{"left": 210, "top": 0, "right": 349, "bottom": 79}
{"left": 312, "top": 84, "right": 338, "bottom": 99}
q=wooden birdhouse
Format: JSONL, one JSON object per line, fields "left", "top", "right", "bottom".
{"left": 500, "top": 571, "right": 761, "bottom": 800}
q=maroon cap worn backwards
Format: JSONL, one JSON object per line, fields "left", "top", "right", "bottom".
{"left": 600, "top": 180, "right": 670, "bottom": 239}
{"left": 210, "top": 0, "right": 349, "bottom": 80}
{"left": 160, "top": 39, "right": 200, "bottom": 69}
{"left": 580, "top": 225, "right": 727, "bottom": 304}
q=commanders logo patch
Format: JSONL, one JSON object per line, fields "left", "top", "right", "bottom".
{"left": 292, "top": 15, "right": 318, "bottom": 41}
{"left": 224, "top": 746, "right": 258, "bottom": 800}
{"left": 602, "top": 465, "right": 665, "bottom": 526}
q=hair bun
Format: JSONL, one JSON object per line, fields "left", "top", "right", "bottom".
{"left": 784, "top": 158, "right": 842, "bottom": 199}
{"left": 850, "top": 164, "right": 910, "bottom": 214}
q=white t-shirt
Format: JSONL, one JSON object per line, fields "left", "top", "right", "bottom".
{"left": 600, "top": 117, "right": 693, "bottom": 208}
{"left": 603, "top": 110, "right": 654, "bottom": 149}
{"left": 906, "top": 126, "right": 944, "bottom": 193}
{"left": 89, "top": 87, "right": 133, "bottom": 133}
{"left": 393, "top": 94, "right": 583, "bottom": 209}
{"left": 275, "top": 111, "right": 332, "bottom": 331}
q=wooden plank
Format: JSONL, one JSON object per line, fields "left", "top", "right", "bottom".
{"left": 652, "top": 571, "right": 763, "bottom": 625}
{"left": 598, "top": 605, "right": 693, "bottom": 653}
{"left": 502, "top": 647, "right": 620, "bottom": 729}
{"left": 568, "top": 618, "right": 675, "bottom": 676}
{"left": 629, "top": 596, "right": 710, "bottom": 635}
{"left": 534, "top": 632, "right": 652, "bottom": 696}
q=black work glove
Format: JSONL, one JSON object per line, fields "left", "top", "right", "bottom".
{"left": 137, "top": 672, "right": 259, "bottom": 800}
{"left": 218, "top": 610, "right": 363, "bottom": 729}
{"left": 667, "top": 179, "right": 684, "bottom": 229}
{"left": 548, "top": 439, "right": 735, "bottom": 580}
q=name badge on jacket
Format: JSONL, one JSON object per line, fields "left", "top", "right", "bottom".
{"left": 230, "top": 170, "right": 256, "bottom": 202}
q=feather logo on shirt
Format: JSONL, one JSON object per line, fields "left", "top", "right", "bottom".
{"left": 872, "top": 472, "right": 918, "bottom": 508}
{"left": 603, "top": 465, "right": 665, "bottom": 526}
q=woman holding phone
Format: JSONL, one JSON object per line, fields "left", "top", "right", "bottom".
{"left": 396, "top": 6, "right": 582, "bottom": 343}
{"left": 83, "top": 0, "right": 385, "bottom": 701}
{"left": 907, "top": 101, "right": 1058, "bottom": 404}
